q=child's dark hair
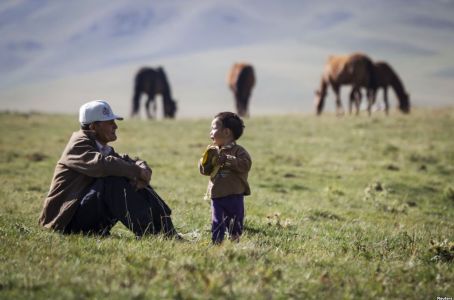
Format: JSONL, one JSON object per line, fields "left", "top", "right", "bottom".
{"left": 215, "top": 112, "right": 245, "bottom": 140}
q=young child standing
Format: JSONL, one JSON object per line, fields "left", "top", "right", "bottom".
{"left": 199, "top": 112, "right": 252, "bottom": 244}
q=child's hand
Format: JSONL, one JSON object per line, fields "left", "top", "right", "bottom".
{"left": 218, "top": 153, "right": 227, "bottom": 165}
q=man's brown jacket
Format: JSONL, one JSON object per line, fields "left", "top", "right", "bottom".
{"left": 39, "top": 130, "right": 143, "bottom": 231}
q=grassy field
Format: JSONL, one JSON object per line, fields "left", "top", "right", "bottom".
{"left": 1, "top": 108, "right": 453, "bottom": 299}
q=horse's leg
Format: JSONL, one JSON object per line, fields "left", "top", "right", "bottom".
{"left": 235, "top": 93, "right": 244, "bottom": 116}
{"left": 333, "top": 85, "right": 343, "bottom": 116}
{"left": 354, "top": 88, "right": 361, "bottom": 116}
{"left": 240, "top": 95, "right": 246, "bottom": 117}
{"left": 153, "top": 97, "right": 157, "bottom": 118}
{"left": 373, "top": 89, "right": 379, "bottom": 111}
{"left": 244, "top": 92, "right": 251, "bottom": 117}
{"left": 366, "top": 89, "right": 374, "bottom": 116}
{"left": 315, "top": 90, "right": 325, "bottom": 115}
{"left": 383, "top": 87, "right": 389, "bottom": 115}
{"left": 131, "top": 91, "right": 141, "bottom": 117}
{"left": 348, "top": 88, "right": 355, "bottom": 115}
{"left": 349, "top": 87, "right": 361, "bottom": 115}
{"left": 145, "top": 97, "right": 155, "bottom": 119}
{"left": 162, "top": 98, "right": 168, "bottom": 118}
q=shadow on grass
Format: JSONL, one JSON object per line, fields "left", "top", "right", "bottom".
{"left": 243, "top": 223, "right": 262, "bottom": 236}
{"left": 243, "top": 221, "right": 298, "bottom": 238}
{"left": 257, "top": 182, "right": 309, "bottom": 194}
{"left": 304, "top": 209, "right": 344, "bottom": 221}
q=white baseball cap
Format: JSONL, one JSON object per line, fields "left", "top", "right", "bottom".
{"left": 79, "top": 100, "right": 123, "bottom": 125}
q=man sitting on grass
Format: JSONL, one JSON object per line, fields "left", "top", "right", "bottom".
{"left": 39, "top": 100, "right": 179, "bottom": 237}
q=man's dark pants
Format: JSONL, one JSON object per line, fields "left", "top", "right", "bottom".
{"left": 65, "top": 177, "right": 176, "bottom": 236}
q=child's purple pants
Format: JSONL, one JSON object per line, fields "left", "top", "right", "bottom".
{"left": 211, "top": 194, "right": 244, "bottom": 243}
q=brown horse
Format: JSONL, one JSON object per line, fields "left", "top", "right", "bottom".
{"left": 375, "top": 61, "right": 410, "bottom": 114}
{"left": 314, "top": 53, "right": 376, "bottom": 116}
{"left": 228, "top": 63, "right": 256, "bottom": 117}
{"left": 350, "top": 61, "right": 410, "bottom": 114}
{"left": 131, "top": 67, "right": 177, "bottom": 119}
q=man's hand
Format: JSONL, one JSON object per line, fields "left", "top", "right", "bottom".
{"left": 130, "top": 166, "right": 151, "bottom": 191}
{"left": 136, "top": 160, "right": 151, "bottom": 172}
{"left": 135, "top": 179, "right": 149, "bottom": 190}
{"left": 139, "top": 167, "right": 152, "bottom": 184}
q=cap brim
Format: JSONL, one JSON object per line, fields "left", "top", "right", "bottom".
{"left": 97, "top": 115, "right": 123, "bottom": 122}
{"left": 110, "top": 114, "right": 123, "bottom": 121}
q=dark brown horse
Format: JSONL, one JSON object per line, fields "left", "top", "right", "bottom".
{"left": 350, "top": 61, "right": 410, "bottom": 114}
{"left": 314, "top": 53, "right": 376, "bottom": 116}
{"left": 228, "top": 63, "right": 256, "bottom": 117}
{"left": 131, "top": 67, "right": 177, "bottom": 119}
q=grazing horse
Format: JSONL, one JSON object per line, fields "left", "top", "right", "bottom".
{"left": 314, "top": 53, "right": 376, "bottom": 116}
{"left": 351, "top": 61, "right": 410, "bottom": 115}
{"left": 131, "top": 67, "right": 177, "bottom": 119}
{"left": 350, "top": 62, "right": 410, "bottom": 114}
{"left": 228, "top": 63, "right": 256, "bottom": 117}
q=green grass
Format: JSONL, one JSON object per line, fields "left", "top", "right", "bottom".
{"left": 1, "top": 108, "right": 453, "bottom": 299}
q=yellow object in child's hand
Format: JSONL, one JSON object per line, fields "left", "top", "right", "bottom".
{"left": 201, "top": 145, "right": 221, "bottom": 178}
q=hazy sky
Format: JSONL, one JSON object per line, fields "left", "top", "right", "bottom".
{"left": 1, "top": 0, "right": 453, "bottom": 117}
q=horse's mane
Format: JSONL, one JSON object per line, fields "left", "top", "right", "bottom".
{"left": 156, "top": 67, "right": 171, "bottom": 94}
{"left": 376, "top": 62, "right": 406, "bottom": 97}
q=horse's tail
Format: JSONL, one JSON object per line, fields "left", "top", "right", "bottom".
{"left": 235, "top": 65, "right": 255, "bottom": 117}
{"left": 237, "top": 65, "right": 255, "bottom": 94}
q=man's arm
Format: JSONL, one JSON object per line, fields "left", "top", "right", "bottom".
{"left": 120, "top": 154, "right": 153, "bottom": 174}
{"left": 61, "top": 136, "right": 143, "bottom": 180}
{"left": 119, "top": 154, "right": 152, "bottom": 189}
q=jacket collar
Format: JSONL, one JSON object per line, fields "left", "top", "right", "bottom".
{"left": 79, "top": 130, "right": 114, "bottom": 155}
{"left": 220, "top": 141, "right": 236, "bottom": 150}
{"left": 81, "top": 129, "right": 97, "bottom": 141}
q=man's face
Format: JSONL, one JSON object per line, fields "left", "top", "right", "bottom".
{"left": 91, "top": 120, "right": 118, "bottom": 145}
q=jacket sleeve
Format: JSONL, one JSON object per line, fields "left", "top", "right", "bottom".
{"left": 199, "top": 145, "right": 219, "bottom": 176}
{"left": 60, "top": 136, "right": 142, "bottom": 180}
{"left": 120, "top": 154, "right": 152, "bottom": 173}
{"left": 224, "top": 147, "right": 252, "bottom": 173}
{"left": 199, "top": 157, "right": 211, "bottom": 176}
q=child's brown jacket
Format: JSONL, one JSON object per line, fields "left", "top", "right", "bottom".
{"left": 199, "top": 142, "right": 251, "bottom": 199}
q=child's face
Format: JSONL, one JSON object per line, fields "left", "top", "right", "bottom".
{"left": 210, "top": 118, "right": 232, "bottom": 146}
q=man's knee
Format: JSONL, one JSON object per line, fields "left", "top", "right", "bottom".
{"left": 103, "top": 176, "right": 138, "bottom": 197}
{"left": 104, "top": 176, "right": 130, "bottom": 187}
